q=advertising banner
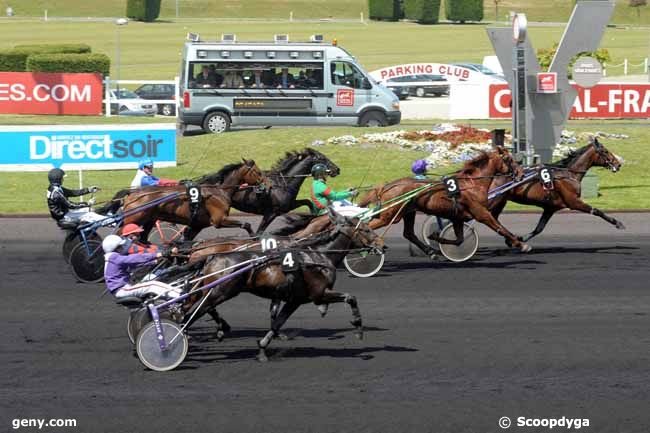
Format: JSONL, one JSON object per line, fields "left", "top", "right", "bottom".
{"left": 489, "top": 83, "right": 650, "bottom": 119}
{"left": 0, "top": 72, "right": 103, "bottom": 115}
{"left": 369, "top": 63, "right": 484, "bottom": 83}
{"left": 0, "top": 124, "right": 176, "bottom": 172}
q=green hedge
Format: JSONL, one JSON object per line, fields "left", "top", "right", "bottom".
{"left": 404, "top": 0, "right": 441, "bottom": 24}
{"left": 26, "top": 53, "right": 110, "bottom": 76}
{"left": 0, "top": 49, "right": 30, "bottom": 71}
{"left": 368, "top": 0, "right": 401, "bottom": 20}
{"left": 126, "top": 0, "right": 161, "bottom": 22}
{"left": 13, "top": 44, "right": 92, "bottom": 54}
{"left": 445, "top": 0, "right": 483, "bottom": 22}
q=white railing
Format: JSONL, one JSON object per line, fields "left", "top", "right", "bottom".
{"left": 103, "top": 77, "right": 180, "bottom": 117}
{"left": 603, "top": 58, "right": 648, "bottom": 77}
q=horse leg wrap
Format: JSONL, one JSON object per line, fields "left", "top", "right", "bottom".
{"left": 317, "top": 304, "right": 329, "bottom": 317}
{"left": 259, "top": 330, "right": 275, "bottom": 348}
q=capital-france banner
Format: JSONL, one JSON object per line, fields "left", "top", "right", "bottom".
{"left": 0, "top": 124, "right": 177, "bottom": 171}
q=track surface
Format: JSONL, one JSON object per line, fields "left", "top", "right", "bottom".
{"left": 1, "top": 213, "right": 649, "bottom": 433}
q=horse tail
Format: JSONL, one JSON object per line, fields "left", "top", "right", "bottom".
{"left": 268, "top": 213, "right": 315, "bottom": 236}
{"left": 95, "top": 188, "right": 130, "bottom": 215}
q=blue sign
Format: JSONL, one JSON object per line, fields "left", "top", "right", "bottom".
{"left": 0, "top": 124, "right": 176, "bottom": 171}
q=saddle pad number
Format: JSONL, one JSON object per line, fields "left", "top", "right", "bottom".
{"left": 261, "top": 238, "right": 279, "bottom": 252}
{"left": 444, "top": 177, "right": 460, "bottom": 197}
{"left": 188, "top": 187, "right": 201, "bottom": 204}
{"left": 539, "top": 167, "right": 554, "bottom": 190}
{"left": 281, "top": 252, "right": 299, "bottom": 271}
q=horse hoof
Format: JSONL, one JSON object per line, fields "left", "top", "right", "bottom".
{"left": 354, "top": 331, "right": 364, "bottom": 340}
{"left": 616, "top": 221, "right": 626, "bottom": 230}
{"left": 505, "top": 239, "right": 513, "bottom": 247}
{"left": 277, "top": 333, "right": 290, "bottom": 341}
{"left": 256, "top": 351, "right": 269, "bottom": 363}
{"left": 220, "top": 320, "right": 231, "bottom": 333}
{"left": 216, "top": 330, "right": 225, "bottom": 342}
{"left": 317, "top": 304, "right": 329, "bottom": 317}
{"left": 520, "top": 243, "right": 532, "bottom": 253}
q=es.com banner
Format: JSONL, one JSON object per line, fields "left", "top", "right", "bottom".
{"left": 0, "top": 124, "right": 176, "bottom": 172}
{"left": 0, "top": 72, "right": 103, "bottom": 115}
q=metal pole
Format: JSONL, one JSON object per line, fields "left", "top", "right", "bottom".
{"left": 115, "top": 26, "right": 120, "bottom": 94}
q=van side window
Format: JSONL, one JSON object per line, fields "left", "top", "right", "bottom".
{"left": 330, "top": 61, "right": 366, "bottom": 89}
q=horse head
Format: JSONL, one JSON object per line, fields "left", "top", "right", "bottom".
{"left": 327, "top": 208, "right": 384, "bottom": 252}
{"left": 305, "top": 148, "right": 340, "bottom": 177}
{"left": 241, "top": 158, "right": 272, "bottom": 189}
{"left": 494, "top": 146, "right": 524, "bottom": 180}
{"left": 590, "top": 137, "right": 621, "bottom": 173}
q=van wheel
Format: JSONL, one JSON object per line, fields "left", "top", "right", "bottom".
{"left": 359, "top": 111, "right": 387, "bottom": 127}
{"left": 415, "top": 87, "right": 425, "bottom": 97}
{"left": 203, "top": 112, "right": 230, "bottom": 133}
{"left": 161, "top": 104, "right": 175, "bottom": 116}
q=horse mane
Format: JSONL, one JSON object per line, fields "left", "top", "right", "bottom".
{"left": 459, "top": 151, "right": 491, "bottom": 175}
{"left": 269, "top": 148, "right": 321, "bottom": 174}
{"left": 551, "top": 144, "right": 590, "bottom": 168}
{"left": 195, "top": 162, "right": 245, "bottom": 184}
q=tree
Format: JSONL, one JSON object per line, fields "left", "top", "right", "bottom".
{"left": 629, "top": 0, "right": 647, "bottom": 19}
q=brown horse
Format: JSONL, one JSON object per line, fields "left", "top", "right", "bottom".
{"left": 488, "top": 137, "right": 625, "bottom": 244}
{"left": 122, "top": 159, "right": 270, "bottom": 239}
{"left": 188, "top": 210, "right": 383, "bottom": 362}
{"left": 295, "top": 147, "right": 529, "bottom": 256}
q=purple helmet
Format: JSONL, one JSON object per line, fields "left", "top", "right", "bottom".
{"left": 411, "top": 159, "right": 427, "bottom": 175}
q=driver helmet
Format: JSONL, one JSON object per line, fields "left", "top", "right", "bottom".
{"left": 411, "top": 159, "right": 427, "bottom": 175}
{"left": 138, "top": 159, "right": 154, "bottom": 170}
{"left": 48, "top": 168, "right": 65, "bottom": 185}
{"left": 311, "top": 163, "right": 329, "bottom": 178}
{"left": 121, "top": 223, "right": 144, "bottom": 236}
{"left": 102, "top": 235, "right": 125, "bottom": 254}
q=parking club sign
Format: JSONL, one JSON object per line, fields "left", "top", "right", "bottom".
{"left": 0, "top": 124, "right": 177, "bottom": 171}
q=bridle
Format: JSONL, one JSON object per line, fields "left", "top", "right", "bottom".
{"left": 593, "top": 141, "right": 618, "bottom": 171}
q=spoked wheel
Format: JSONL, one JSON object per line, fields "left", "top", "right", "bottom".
{"left": 62, "top": 232, "right": 100, "bottom": 264}
{"left": 148, "top": 221, "right": 185, "bottom": 246}
{"left": 437, "top": 223, "right": 479, "bottom": 262}
{"left": 129, "top": 307, "right": 174, "bottom": 345}
{"left": 136, "top": 319, "right": 188, "bottom": 372}
{"left": 343, "top": 249, "right": 385, "bottom": 278}
{"left": 69, "top": 239, "right": 105, "bottom": 283}
{"left": 420, "top": 216, "right": 449, "bottom": 248}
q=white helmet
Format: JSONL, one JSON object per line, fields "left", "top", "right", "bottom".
{"left": 102, "top": 235, "right": 125, "bottom": 253}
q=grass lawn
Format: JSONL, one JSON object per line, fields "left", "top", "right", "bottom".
{"left": 0, "top": 21, "right": 648, "bottom": 81}
{"left": 1, "top": 120, "right": 648, "bottom": 214}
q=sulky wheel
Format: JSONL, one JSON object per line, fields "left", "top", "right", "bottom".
{"left": 136, "top": 319, "right": 188, "bottom": 372}
{"left": 343, "top": 249, "right": 385, "bottom": 278}
{"left": 63, "top": 232, "right": 101, "bottom": 264}
{"left": 437, "top": 222, "right": 479, "bottom": 263}
{"left": 127, "top": 310, "right": 138, "bottom": 345}
{"left": 148, "top": 222, "right": 185, "bottom": 246}
{"left": 129, "top": 307, "right": 174, "bottom": 345}
{"left": 420, "top": 216, "right": 450, "bottom": 249}
{"left": 69, "top": 239, "right": 105, "bottom": 283}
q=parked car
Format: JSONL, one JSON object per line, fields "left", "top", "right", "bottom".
{"left": 134, "top": 83, "right": 176, "bottom": 116}
{"left": 386, "top": 85, "right": 409, "bottom": 100}
{"left": 452, "top": 63, "right": 506, "bottom": 82}
{"left": 110, "top": 89, "right": 157, "bottom": 115}
{"left": 385, "top": 74, "right": 449, "bottom": 97}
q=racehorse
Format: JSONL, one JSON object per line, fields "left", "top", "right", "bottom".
{"left": 488, "top": 137, "right": 625, "bottom": 244}
{"left": 224, "top": 148, "right": 341, "bottom": 235}
{"left": 294, "top": 147, "right": 530, "bottom": 256}
{"left": 188, "top": 210, "right": 383, "bottom": 362}
{"left": 121, "top": 159, "right": 270, "bottom": 239}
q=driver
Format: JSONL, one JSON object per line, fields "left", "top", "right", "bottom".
{"left": 310, "top": 163, "right": 367, "bottom": 217}
{"left": 46, "top": 168, "right": 104, "bottom": 225}
{"left": 411, "top": 159, "right": 428, "bottom": 180}
{"left": 102, "top": 235, "right": 181, "bottom": 299}
{"left": 131, "top": 159, "right": 178, "bottom": 188}
{"left": 120, "top": 223, "right": 159, "bottom": 254}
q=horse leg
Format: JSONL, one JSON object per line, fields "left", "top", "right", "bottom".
{"left": 140, "top": 220, "right": 155, "bottom": 243}
{"left": 468, "top": 204, "right": 531, "bottom": 252}
{"left": 557, "top": 188, "right": 626, "bottom": 230}
{"left": 320, "top": 290, "right": 364, "bottom": 340}
{"left": 519, "top": 207, "right": 556, "bottom": 242}
{"left": 268, "top": 299, "right": 289, "bottom": 340}
{"left": 428, "top": 219, "right": 465, "bottom": 246}
{"left": 257, "top": 300, "right": 301, "bottom": 362}
{"left": 402, "top": 211, "right": 436, "bottom": 257}
{"left": 207, "top": 308, "right": 230, "bottom": 341}
{"left": 255, "top": 213, "right": 276, "bottom": 235}
{"left": 217, "top": 217, "right": 254, "bottom": 236}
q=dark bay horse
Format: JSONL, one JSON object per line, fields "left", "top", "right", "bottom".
{"left": 488, "top": 138, "right": 625, "bottom": 244}
{"left": 225, "top": 148, "right": 341, "bottom": 235}
{"left": 295, "top": 147, "right": 530, "bottom": 255}
{"left": 122, "top": 160, "right": 270, "bottom": 239}
{"left": 190, "top": 210, "right": 383, "bottom": 362}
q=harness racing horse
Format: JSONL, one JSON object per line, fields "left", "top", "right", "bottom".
{"left": 221, "top": 148, "right": 341, "bottom": 235}
{"left": 295, "top": 147, "right": 530, "bottom": 256}
{"left": 488, "top": 137, "right": 625, "bottom": 245}
{"left": 121, "top": 160, "right": 270, "bottom": 240}
{"left": 188, "top": 210, "right": 383, "bottom": 362}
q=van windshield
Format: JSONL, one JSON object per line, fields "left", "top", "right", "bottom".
{"left": 188, "top": 62, "right": 324, "bottom": 90}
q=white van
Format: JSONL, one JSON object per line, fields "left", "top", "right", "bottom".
{"left": 178, "top": 34, "right": 401, "bottom": 133}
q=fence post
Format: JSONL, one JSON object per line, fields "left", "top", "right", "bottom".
{"left": 645, "top": 58, "right": 649, "bottom": 74}
{"left": 603, "top": 64, "right": 607, "bottom": 77}
{"left": 360, "top": 12, "right": 364, "bottom": 23}
{"left": 624, "top": 58, "right": 628, "bottom": 75}
{"left": 174, "top": 76, "right": 180, "bottom": 118}
{"left": 104, "top": 77, "right": 111, "bottom": 117}
{"left": 289, "top": 11, "right": 293, "bottom": 22}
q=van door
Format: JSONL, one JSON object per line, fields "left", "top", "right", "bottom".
{"left": 326, "top": 61, "right": 371, "bottom": 125}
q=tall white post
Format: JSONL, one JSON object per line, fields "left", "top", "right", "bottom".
{"left": 289, "top": 11, "right": 293, "bottom": 22}
{"left": 105, "top": 76, "right": 111, "bottom": 117}
{"left": 624, "top": 58, "right": 628, "bottom": 75}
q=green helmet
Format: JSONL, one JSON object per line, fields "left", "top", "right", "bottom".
{"left": 311, "top": 163, "right": 328, "bottom": 178}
